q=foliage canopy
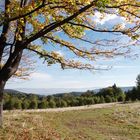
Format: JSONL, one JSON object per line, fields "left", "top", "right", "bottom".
{"left": 0, "top": 0, "right": 139, "bottom": 81}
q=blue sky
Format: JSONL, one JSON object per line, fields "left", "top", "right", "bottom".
{"left": 6, "top": 55, "right": 140, "bottom": 89}
{"left": 6, "top": 11, "right": 140, "bottom": 90}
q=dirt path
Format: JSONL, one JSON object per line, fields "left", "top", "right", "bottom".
{"left": 4, "top": 102, "right": 123, "bottom": 113}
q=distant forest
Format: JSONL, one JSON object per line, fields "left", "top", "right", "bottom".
{"left": 3, "top": 75, "right": 140, "bottom": 110}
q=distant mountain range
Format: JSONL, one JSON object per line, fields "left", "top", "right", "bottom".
{"left": 16, "top": 87, "right": 98, "bottom": 95}
{"left": 4, "top": 86, "right": 134, "bottom": 96}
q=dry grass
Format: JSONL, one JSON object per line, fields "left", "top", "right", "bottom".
{"left": 0, "top": 102, "right": 140, "bottom": 140}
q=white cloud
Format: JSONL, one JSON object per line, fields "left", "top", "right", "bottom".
{"left": 94, "top": 11, "right": 117, "bottom": 25}
{"left": 55, "top": 50, "right": 64, "bottom": 57}
{"left": 94, "top": 11, "right": 125, "bottom": 25}
{"left": 31, "top": 72, "right": 52, "bottom": 80}
{"left": 113, "top": 65, "right": 137, "bottom": 69}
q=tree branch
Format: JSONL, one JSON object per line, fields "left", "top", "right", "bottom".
{"left": 27, "top": 46, "right": 101, "bottom": 70}
{"left": 45, "top": 36, "right": 124, "bottom": 58}
{"left": 24, "top": 0, "right": 98, "bottom": 45}
{"left": 105, "top": 4, "right": 140, "bottom": 9}
{"left": 119, "top": 8, "right": 140, "bottom": 18}
{"left": 68, "top": 21, "right": 126, "bottom": 34}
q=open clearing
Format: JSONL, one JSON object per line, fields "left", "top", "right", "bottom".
{"left": 1, "top": 102, "right": 140, "bottom": 140}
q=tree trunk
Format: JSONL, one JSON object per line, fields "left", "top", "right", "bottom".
{"left": 0, "top": 80, "right": 6, "bottom": 128}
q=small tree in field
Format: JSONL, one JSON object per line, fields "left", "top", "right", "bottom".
{"left": 0, "top": 0, "right": 139, "bottom": 126}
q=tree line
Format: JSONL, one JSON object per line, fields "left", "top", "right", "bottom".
{"left": 3, "top": 74, "right": 140, "bottom": 110}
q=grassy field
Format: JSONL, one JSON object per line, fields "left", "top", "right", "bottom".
{"left": 0, "top": 102, "right": 140, "bottom": 140}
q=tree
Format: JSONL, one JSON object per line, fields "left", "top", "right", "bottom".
{"left": 5, "top": 98, "right": 16, "bottom": 110}
{"left": 136, "top": 74, "right": 140, "bottom": 89}
{"left": 117, "top": 93, "right": 126, "bottom": 102}
{"left": 60, "top": 100, "right": 67, "bottom": 107}
{"left": 105, "top": 95, "right": 112, "bottom": 103}
{"left": 99, "top": 96, "right": 105, "bottom": 103}
{"left": 22, "top": 99, "right": 30, "bottom": 109}
{"left": 135, "top": 74, "right": 140, "bottom": 100}
{"left": 81, "top": 90, "right": 94, "bottom": 97}
{"left": 48, "top": 100, "right": 56, "bottom": 108}
{"left": 94, "top": 96, "right": 100, "bottom": 104}
{"left": 98, "top": 87, "right": 114, "bottom": 97}
{"left": 29, "top": 99, "right": 38, "bottom": 109}
{"left": 0, "top": 0, "right": 139, "bottom": 126}
{"left": 14, "top": 99, "right": 22, "bottom": 109}
{"left": 38, "top": 100, "right": 47, "bottom": 109}
{"left": 85, "top": 97, "right": 95, "bottom": 105}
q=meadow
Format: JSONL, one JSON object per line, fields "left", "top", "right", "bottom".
{"left": 0, "top": 102, "right": 140, "bottom": 140}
